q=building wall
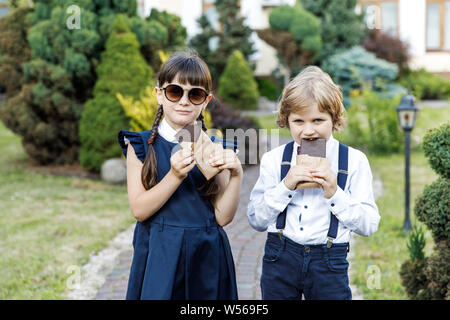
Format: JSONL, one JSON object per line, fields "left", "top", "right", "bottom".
{"left": 140, "top": 0, "right": 450, "bottom": 75}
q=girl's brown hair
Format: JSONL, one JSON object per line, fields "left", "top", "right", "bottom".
{"left": 141, "top": 52, "right": 219, "bottom": 200}
{"left": 276, "top": 66, "right": 345, "bottom": 131}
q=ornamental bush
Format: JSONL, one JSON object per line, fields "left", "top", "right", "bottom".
{"left": 218, "top": 50, "right": 259, "bottom": 111}
{"left": 322, "top": 46, "right": 404, "bottom": 107}
{"left": 79, "top": 15, "right": 153, "bottom": 171}
{"left": 400, "top": 122, "right": 450, "bottom": 299}
{"left": 422, "top": 122, "right": 450, "bottom": 179}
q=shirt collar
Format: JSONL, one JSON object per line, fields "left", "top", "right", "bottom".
{"left": 158, "top": 118, "right": 179, "bottom": 143}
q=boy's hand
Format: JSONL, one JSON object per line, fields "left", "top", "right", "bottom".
{"left": 170, "top": 148, "right": 196, "bottom": 180}
{"left": 283, "top": 165, "right": 314, "bottom": 190}
{"left": 209, "top": 149, "right": 243, "bottom": 178}
{"left": 310, "top": 159, "right": 337, "bottom": 198}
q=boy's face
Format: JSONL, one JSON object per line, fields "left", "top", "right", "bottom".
{"left": 287, "top": 103, "right": 333, "bottom": 146}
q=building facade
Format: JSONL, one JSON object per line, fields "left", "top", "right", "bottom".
{"left": 138, "top": 0, "right": 450, "bottom": 76}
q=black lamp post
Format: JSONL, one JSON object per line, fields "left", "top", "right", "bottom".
{"left": 395, "top": 93, "right": 420, "bottom": 231}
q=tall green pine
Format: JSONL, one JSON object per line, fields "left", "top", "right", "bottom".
{"left": 79, "top": 15, "right": 153, "bottom": 171}
{"left": 190, "top": 0, "right": 255, "bottom": 80}
{"left": 218, "top": 50, "right": 259, "bottom": 111}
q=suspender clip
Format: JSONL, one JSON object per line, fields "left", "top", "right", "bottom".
{"left": 277, "top": 229, "right": 283, "bottom": 241}
{"left": 327, "top": 237, "right": 335, "bottom": 248}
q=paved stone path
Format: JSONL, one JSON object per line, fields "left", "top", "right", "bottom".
{"left": 88, "top": 137, "right": 377, "bottom": 300}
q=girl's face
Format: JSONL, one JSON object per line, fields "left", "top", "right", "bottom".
{"left": 156, "top": 74, "right": 212, "bottom": 131}
{"left": 287, "top": 103, "right": 333, "bottom": 146}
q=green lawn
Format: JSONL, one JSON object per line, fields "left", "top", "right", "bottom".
{"left": 0, "top": 121, "right": 134, "bottom": 299}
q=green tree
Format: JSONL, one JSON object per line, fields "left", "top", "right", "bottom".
{"left": 190, "top": 0, "right": 255, "bottom": 80}
{"left": 301, "top": 0, "right": 365, "bottom": 64}
{"left": 218, "top": 50, "right": 259, "bottom": 111}
{"left": 0, "top": 7, "right": 32, "bottom": 97}
{"left": 256, "top": 3, "right": 322, "bottom": 79}
{"left": 79, "top": 14, "right": 153, "bottom": 171}
{"left": 0, "top": 0, "right": 138, "bottom": 165}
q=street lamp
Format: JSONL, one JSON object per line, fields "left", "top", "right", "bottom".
{"left": 396, "top": 93, "right": 420, "bottom": 231}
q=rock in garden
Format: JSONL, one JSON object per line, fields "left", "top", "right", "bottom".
{"left": 101, "top": 158, "right": 126, "bottom": 184}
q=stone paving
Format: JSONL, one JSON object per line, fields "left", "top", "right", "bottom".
{"left": 93, "top": 137, "right": 375, "bottom": 300}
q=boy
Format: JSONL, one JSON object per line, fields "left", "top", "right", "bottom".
{"left": 247, "top": 66, "right": 380, "bottom": 300}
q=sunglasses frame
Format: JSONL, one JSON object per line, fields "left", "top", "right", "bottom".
{"left": 161, "top": 84, "right": 209, "bottom": 105}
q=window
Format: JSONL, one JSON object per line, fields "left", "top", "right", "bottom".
{"left": 360, "top": 0, "right": 399, "bottom": 37}
{"left": 426, "top": 0, "right": 450, "bottom": 50}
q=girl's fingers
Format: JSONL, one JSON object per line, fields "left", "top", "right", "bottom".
{"left": 180, "top": 159, "right": 196, "bottom": 174}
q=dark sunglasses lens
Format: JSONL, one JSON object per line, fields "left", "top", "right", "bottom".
{"left": 165, "top": 85, "right": 183, "bottom": 102}
{"left": 189, "top": 88, "right": 207, "bottom": 104}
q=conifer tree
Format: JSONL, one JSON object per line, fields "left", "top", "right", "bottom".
{"left": 79, "top": 14, "right": 153, "bottom": 171}
{"left": 256, "top": 3, "right": 321, "bottom": 79}
{"left": 190, "top": 0, "right": 254, "bottom": 80}
{"left": 218, "top": 50, "right": 259, "bottom": 110}
{"left": 301, "top": 0, "right": 365, "bottom": 63}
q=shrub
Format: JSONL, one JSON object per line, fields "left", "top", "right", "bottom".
{"left": 400, "top": 121, "right": 450, "bottom": 300}
{"left": 218, "top": 50, "right": 259, "bottom": 111}
{"left": 79, "top": 15, "right": 153, "bottom": 171}
{"left": 414, "top": 177, "right": 450, "bottom": 243}
{"left": 363, "top": 28, "right": 410, "bottom": 74}
{"left": 398, "top": 68, "right": 450, "bottom": 100}
{"left": 399, "top": 258, "right": 429, "bottom": 300}
{"left": 337, "top": 88, "right": 403, "bottom": 154}
{"left": 322, "top": 46, "right": 404, "bottom": 107}
{"left": 301, "top": 0, "right": 365, "bottom": 64}
{"left": 0, "top": 7, "right": 32, "bottom": 97}
{"left": 425, "top": 240, "right": 450, "bottom": 299}
{"left": 256, "top": 77, "right": 280, "bottom": 101}
{"left": 422, "top": 122, "right": 450, "bottom": 178}
{"left": 257, "top": 3, "right": 321, "bottom": 78}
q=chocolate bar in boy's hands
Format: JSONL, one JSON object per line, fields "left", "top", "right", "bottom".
{"left": 175, "top": 122, "right": 222, "bottom": 180}
{"left": 296, "top": 138, "right": 327, "bottom": 189}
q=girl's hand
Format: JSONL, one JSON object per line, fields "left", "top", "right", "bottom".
{"left": 310, "top": 159, "right": 337, "bottom": 199}
{"left": 283, "top": 165, "right": 314, "bottom": 190}
{"left": 209, "top": 149, "right": 243, "bottom": 177}
{"left": 170, "top": 148, "right": 196, "bottom": 180}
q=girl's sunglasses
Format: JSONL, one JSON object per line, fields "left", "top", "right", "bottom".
{"left": 161, "top": 84, "right": 209, "bottom": 105}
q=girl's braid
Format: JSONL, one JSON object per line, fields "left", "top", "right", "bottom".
{"left": 197, "top": 112, "right": 207, "bottom": 132}
{"left": 148, "top": 106, "right": 164, "bottom": 144}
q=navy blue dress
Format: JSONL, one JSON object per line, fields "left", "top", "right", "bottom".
{"left": 118, "top": 130, "right": 238, "bottom": 300}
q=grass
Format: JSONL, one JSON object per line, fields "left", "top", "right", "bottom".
{"left": 249, "top": 104, "right": 449, "bottom": 299}
{"left": 0, "top": 121, "right": 134, "bottom": 299}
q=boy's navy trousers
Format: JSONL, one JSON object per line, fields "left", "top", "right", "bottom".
{"left": 261, "top": 232, "right": 352, "bottom": 300}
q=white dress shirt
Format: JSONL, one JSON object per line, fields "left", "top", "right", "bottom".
{"left": 158, "top": 118, "right": 178, "bottom": 143}
{"left": 247, "top": 135, "right": 380, "bottom": 245}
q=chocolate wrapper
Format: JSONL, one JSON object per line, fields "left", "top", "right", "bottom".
{"left": 176, "top": 123, "right": 222, "bottom": 180}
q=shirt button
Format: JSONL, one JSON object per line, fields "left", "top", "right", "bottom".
{"left": 304, "top": 205, "right": 308, "bottom": 209}
{"left": 300, "top": 227, "right": 304, "bottom": 231}
{"left": 331, "top": 203, "right": 335, "bottom": 207}
{"left": 288, "top": 195, "right": 292, "bottom": 198}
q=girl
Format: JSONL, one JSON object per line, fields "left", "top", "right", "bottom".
{"left": 118, "top": 52, "right": 242, "bottom": 300}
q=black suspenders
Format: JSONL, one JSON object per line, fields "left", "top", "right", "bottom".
{"left": 275, "top": 141, "right": 349, "bottom": 248}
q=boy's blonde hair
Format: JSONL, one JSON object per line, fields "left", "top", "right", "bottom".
{"left": 276, "top": 66, "right": 345, "bottom": 131}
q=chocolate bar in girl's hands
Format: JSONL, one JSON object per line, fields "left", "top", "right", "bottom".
{"left": 296, "top": 138, "right": 327, "bottom": 189}
{"left": 175, "top": 122, "right": 223, "bottom": 180}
